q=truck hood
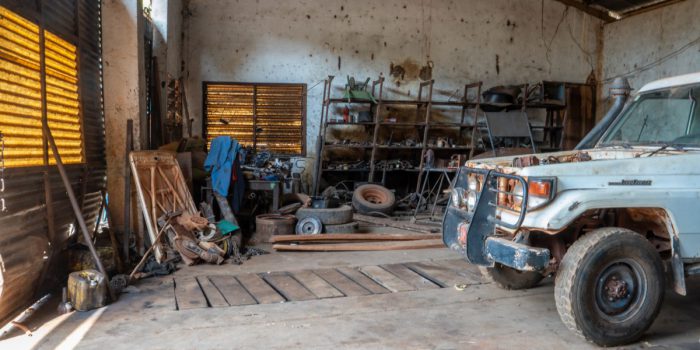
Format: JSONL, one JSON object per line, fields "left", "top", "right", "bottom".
{"left": 466, "top": 147, "right": 700, "bottom": 178}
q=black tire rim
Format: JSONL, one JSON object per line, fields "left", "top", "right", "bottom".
{"left": 594, "top": 258, "right": 647, "bottom": 323}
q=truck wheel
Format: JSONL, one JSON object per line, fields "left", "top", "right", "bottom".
{"left": 352, "top": 184, "right": 395, "bottom": 215}
{"left": 555, "top": 227, "right": 664, "bottom": 347}
{"left": 479, "top": 263, "right": 544, "bottom": 290}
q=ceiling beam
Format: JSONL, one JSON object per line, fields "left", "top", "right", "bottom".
{"left": 552, "top": 0, "right": 615, "bottom": 22}
{"left": 619, "top": 0, "right": 686, "bottom": 20}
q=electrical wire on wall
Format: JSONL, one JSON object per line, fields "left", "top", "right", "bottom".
{"left": 601, "top": 35, "right": 700, "bottom": 83}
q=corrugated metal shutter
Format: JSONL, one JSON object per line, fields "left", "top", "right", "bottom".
{"left": 0, "top": 6, "right": 83, "bottom": 167}
{"left": 45, "top": 31, "right": 83, "bottom": 165}
{"left": 255, "top": 85, "right": 305, "bottom": 154}
{"left": 204, "top": 83, "right": 306, "bottom": 155}
{"left": 0, "top": 6, "right": 44, "bottom": 167}
{"left": 0, "top": 1, "right": 105, "bottom": 325}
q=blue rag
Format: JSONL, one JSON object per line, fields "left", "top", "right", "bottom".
{"left": 204, "top": 136, "right": 240, "bottom": 197}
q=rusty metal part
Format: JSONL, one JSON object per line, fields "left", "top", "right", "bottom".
{"left": 605, "top": 277, "right": 629, "bottom": 301}
{"left": 255, "top": 214, "right": 296, "bottom": 242}
{"left": 512, "top": 155, "right": 540, "bottom": 167}
{"left": 0, "top": 294, "right": 51, "bottom": 337}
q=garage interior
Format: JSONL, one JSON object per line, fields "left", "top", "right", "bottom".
{"left": 1, "top": 0, "right": 700, "bottom": 348}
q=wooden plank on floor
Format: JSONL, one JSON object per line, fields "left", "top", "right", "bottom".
{"left": 336, "top": 267, "right": 390, "bottom": 294}
{"left": 236, "top": 273, "right": 286, "bottom": 304}
{"left": 291, "top": 270, "right": 344, "bottom": 299}
{"left": 359, "top": 265, "right": 415, "bottom": 293}
{"left": 262, "top": 272, "right": 317, "bottom": 301}
{"left": 381, "top": 263, "right": 440, "bottom": 290}
{"left": 273, "top": 239, "right": 444, "bottom": 251}
{"left": 208, "top": 275, "right": 257, "bottom": 306}
{"left": 196, "top": 276, "right": 229, "bottom": 307}
{"left": 174, "top": 276, "right": 208, "bottom": 310}
{"left": 406, "top": 260, "right": 482, "bottom": 288}
{"left": 314, "top": 269, "right": 373, "bottom": 297}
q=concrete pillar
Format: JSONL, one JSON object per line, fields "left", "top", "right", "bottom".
{"left": 102, "top": 0, "right": 147, "bottom": 232}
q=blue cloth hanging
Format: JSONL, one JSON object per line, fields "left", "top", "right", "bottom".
{"left": 204, "top": 136, "right": 240, "bottom": 197}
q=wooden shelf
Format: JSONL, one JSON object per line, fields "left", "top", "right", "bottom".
{"left": 327, "top": 98, "right": 474, "bottom": 107}
{"left": 327, "top": 121, "right": 375, "bottom": 126}
{"left": 324, "top": 144, "right": 373, "bottom": 149}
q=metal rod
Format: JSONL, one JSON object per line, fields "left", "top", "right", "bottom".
{"left": 44, "top": 125, "right": 115, "bottom": 301}
{"left": 124, "top": 119, "right": 133, "bottom": 261}
{"left": 128, "top": 219, "right": 171, "bottom": 282}
{"left": 0, "top": 294, "right": 51, "bottom": 337}
{"left": 368, "top": 75, "right": 384, "bottom": 183}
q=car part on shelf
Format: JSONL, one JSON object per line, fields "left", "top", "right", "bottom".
{"left": 296, "top": 217, "right": 323, "bottom": 235}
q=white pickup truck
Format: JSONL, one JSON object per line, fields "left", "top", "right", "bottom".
{"left": 443, "top": 72, "right": 700, "bottom": 346}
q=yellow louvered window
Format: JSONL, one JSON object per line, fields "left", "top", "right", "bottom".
{"left": 204, "top": 83, "right": 306, "bottom": 155}
{"left": 0, "top": 6, "right": 83, "bottom": 168}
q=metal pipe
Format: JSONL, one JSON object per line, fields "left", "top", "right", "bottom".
{"left": 43, "top": 124, "right": 116, "bottom": 302}
{"left": 0, "top": 294, "right": 51, "bottom": 337}
{"left": 575, "top": 77, "right": 631, "bottom": 150}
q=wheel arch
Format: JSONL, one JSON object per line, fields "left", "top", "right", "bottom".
{"left": 561, "top": 207, "right": 686, "bottom": 295}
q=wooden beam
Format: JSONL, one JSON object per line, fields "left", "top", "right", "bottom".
{"left": 273, "top": 239, "right": 445, "bottom": 252}
{"left": 552, "top": 0, "right": 615, "bottom": 22}
{"left": 619, "top": 0, "right": 686, "bottom": 20}
{"left": 269, "top": 233, "right": 441, "bottom": 243}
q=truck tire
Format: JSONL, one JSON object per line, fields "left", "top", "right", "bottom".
{"left": 479, "top": 263, "right": 544, "bottom": 290}
{"left": 352, "top": 184, "right": 395, "bottom": 215}
{"left": 323, "top": 221, "right": 359, "bottom": 234}
{"left": 555, "top": 227, "right": 664, "bottom": 347}
{"left": 295, "top": 205, "right": 353, "bottom": 225}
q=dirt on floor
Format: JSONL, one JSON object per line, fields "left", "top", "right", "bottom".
{"left": 2, "top": 245, "right": 700, "bottom": 350}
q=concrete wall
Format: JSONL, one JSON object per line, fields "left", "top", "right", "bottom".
{"left": 182, "top": 0, "right": 601, "bottom": 157}
{"left": 601, "top": 0, "right": 700, "bottom": 105}
{"left": 150, "top": 0, "right": 185, "bottom": 136}
{"left": 102, "top": 0, "right": 147, "bottom": 231}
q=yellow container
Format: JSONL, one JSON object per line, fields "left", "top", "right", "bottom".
{"left": 67, "top": 269, "right": 107, "bottom": 311}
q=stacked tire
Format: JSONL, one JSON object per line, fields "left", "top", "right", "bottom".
{"left": 352, "top": 184, "right": 395, "bottom": 215}
{"left": 295, "top": 205, "right": 358, "bottom": 234}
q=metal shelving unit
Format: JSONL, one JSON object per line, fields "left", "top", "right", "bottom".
{"left": 314, "top": 75, "right": 482, "bottom": 195}
{"left": 313, "top": 76, "right": 569, "bottom": 197}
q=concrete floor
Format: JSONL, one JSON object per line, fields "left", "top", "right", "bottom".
{"left": 3, "top": 246, "right": 700, "bottom": 350}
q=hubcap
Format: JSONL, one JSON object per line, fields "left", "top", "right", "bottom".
{"left": 595, "top": 259, "right": 646, "bottom": 322}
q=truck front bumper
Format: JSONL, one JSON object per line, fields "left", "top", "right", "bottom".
{"left": 443, "top": 168, "right": 550, "bottom": 271}
{"left": 485, "top": 237, "right": 550, "bottom": 271}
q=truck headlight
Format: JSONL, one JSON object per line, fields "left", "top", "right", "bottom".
{"left": 466, "top": 191, "right": 477, "bottom": 211}
{"left": 526, "top": 177, "right": 556, "bottom": 210}
{"left": 508, "top": 177, "right": 556, "bottom": 210}
{"left": 467, "top": 176, "right": 480, "bottom": 192}
{"left": 451, "top": 187, "right": 466, "bottom": 209}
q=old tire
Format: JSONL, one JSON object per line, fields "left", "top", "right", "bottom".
{"left": 295, "top": 205, "right": 353, "bottom": 225}
{"left": 352, "top": 184, "right": 395, "bottom": 215}
{"left": 323, "top": 221, "right": 359, "bottom": 234}
{"left": 479, "top": 263, "right": 544, "bottom": 290}
{"left": 555, "top": 227, "right": 664, "bottom": 347}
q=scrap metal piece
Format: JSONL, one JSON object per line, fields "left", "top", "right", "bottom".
{"left": 296, "top": 217, "right": 323, "bottom": 235}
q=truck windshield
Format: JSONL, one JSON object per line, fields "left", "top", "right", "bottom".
{"left": 599, "top": 85, "right": 700, "bottom": 147}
